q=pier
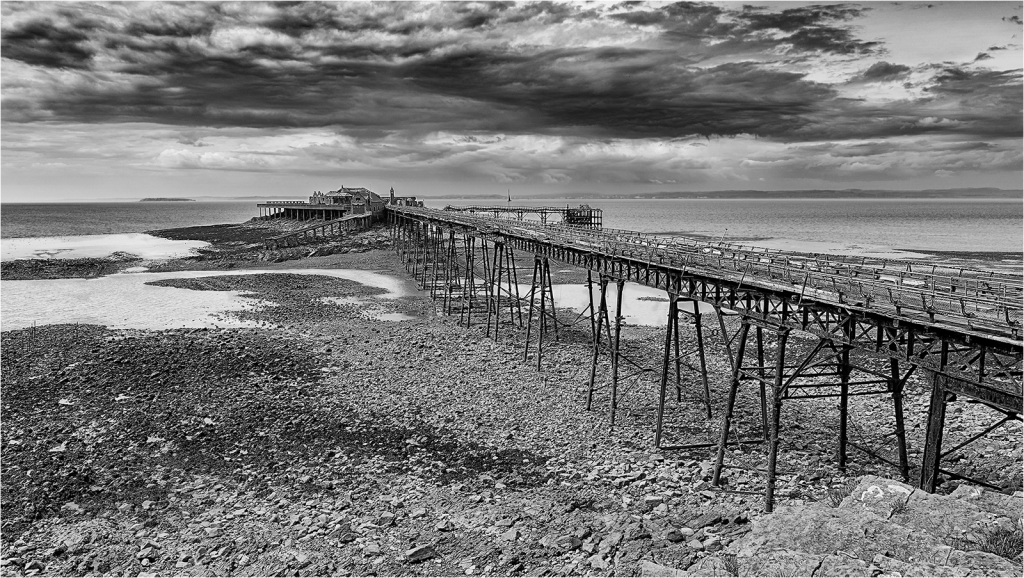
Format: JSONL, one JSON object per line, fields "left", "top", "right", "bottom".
{"left": 386, "top": 205, "right": 1023, "bottom": 511}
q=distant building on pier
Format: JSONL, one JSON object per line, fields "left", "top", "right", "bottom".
{"left": 388, "top": 186, "right": 424, "bottom": 207}
{"left": 258, "top": 185, "right": 387, "bottom": 221}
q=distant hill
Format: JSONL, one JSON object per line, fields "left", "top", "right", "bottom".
{"left": 139, "top": 198, "right": 195, "bottom": 202}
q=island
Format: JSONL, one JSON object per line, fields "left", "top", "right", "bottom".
{"left": 139, "top": 197, "right": 196, "bottom": 202}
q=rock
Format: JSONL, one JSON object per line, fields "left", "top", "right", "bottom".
{"left": 665, "top": 530, "right": 686, "bottom": 543}
{"left": 685, "top": 511, "right": 722, "bottom": 529}
{"left": 686, "top": 539, "right": 704, "bottom": 550}
{"left": 500, "top": 528, "right": 520, "bottom": 542}
{"left": 727, "top": 475, "right": 1024, "bottom": 577}
{"left": 60, "top": 502, "right": 83, "bottom": 514}
{"left": 703, "top": 537, "right": 723, "bottom": 552}
{"left": 410, "top": 507, "right": 427, "bottom": 518}
{"left": 435, "top": 520, "right": 455, "bottom": 532}
{"left": 338, "top": 530, "right": 359, "bottom": 543}
{"left": 554, "top": 535, "right": 582, "bottom": 551}
{"left": 640, "top": 561, "right": 689, "bottom": 577}
{"left": 587, "top": 554, "right": 609, "bottom": 570}
{"left": 643, "top": 495, "right": 664, "bottom": 506}
{"left": 406, "top": 545, "right": 436, "bottom": 563}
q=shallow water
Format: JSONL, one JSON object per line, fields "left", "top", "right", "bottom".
{"left": 425, "top": 197, "right": 1023, "bottom": 255}
{"left": 1, "top": 269, "right": 411, "bottom": 331}
{"left": 0, "top": 233, "right": 209, "bottom": 262}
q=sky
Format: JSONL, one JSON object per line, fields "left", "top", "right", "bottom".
{"left": 1, "top": 1, "right": 1022, "bottom": 202}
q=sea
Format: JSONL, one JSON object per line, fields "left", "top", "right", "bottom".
{"left": 2, "top": 197, "right": 1021, "bottom": 331}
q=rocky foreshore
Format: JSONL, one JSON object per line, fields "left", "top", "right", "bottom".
{"left": 0, "top": 254, "right": 142, "bottom": 281}
{"left": 1, "top": 221, "right": 1021, "bottom": 577}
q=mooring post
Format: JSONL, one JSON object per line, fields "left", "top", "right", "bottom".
{"left": 655, "top": 293, "right": 679, "bottom": 448}
{"left": 609, "top": 279, "right": 625, "bottom": 428}
{"left": 713, "top": 320, "right": 750, "bottom": 486}
{"left": 765, "top": 327, "right": 791, "bottom": 513}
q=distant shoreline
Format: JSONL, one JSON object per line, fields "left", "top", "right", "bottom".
{"left": 139, "top": 198, "right": 195, "bottom": 202}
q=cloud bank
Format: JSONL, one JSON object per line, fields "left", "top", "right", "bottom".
{"left": 1, "top": 1, "right": 1021, "bottom": 196}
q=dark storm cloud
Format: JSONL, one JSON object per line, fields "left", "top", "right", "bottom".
{"left": 1, "top": 14, "right": 97, "bottom": 69}
{"left": 855, "top": 61, "right": 911, "bottom": 81}
{"left": 735, "top": 3, "right": 879, "bottom": 54}
{"left": 0, "top": 1, "right": 1019, "bottom": 143}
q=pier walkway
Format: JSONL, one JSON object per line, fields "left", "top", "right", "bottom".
{"left": 386, "top": 205, "right": 1022, "bottom": 511}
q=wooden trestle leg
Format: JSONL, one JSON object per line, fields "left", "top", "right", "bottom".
{"left": 655, "top": 293, "right": 679, "bottom": 447}
{"left": 693, "top": 303, "right": 712, "bottom": 419}
{"left": 537, "top": 258, "right": 547, "bottom": 371}
{"left": 524, "top": 256, "right": 539, "bottom": 362}
{"left": 586, "top": 275, "right": 610, "bottom": 411}
{"left": 764, "top": 327, "right": 791, "bottom": 513}
{"left": 920, "top": 372, "right": 948, "bottom": 492}
{"left": 609, "top": 279, "right": 624, "bottom": 428}
{"left": 756, "top": 326, "right": 769, "bottom": 439}
{"left": 888, "top": 331, "right": 912, "bottom": 481}
{"left": 508, "top": 248, "right": 522, "bottom": 327}
{"left": 838, "top": 318, "right": 853, "bottom": 471}
{"left": 713, "top": 321, "right": 749, "bottom": 486}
